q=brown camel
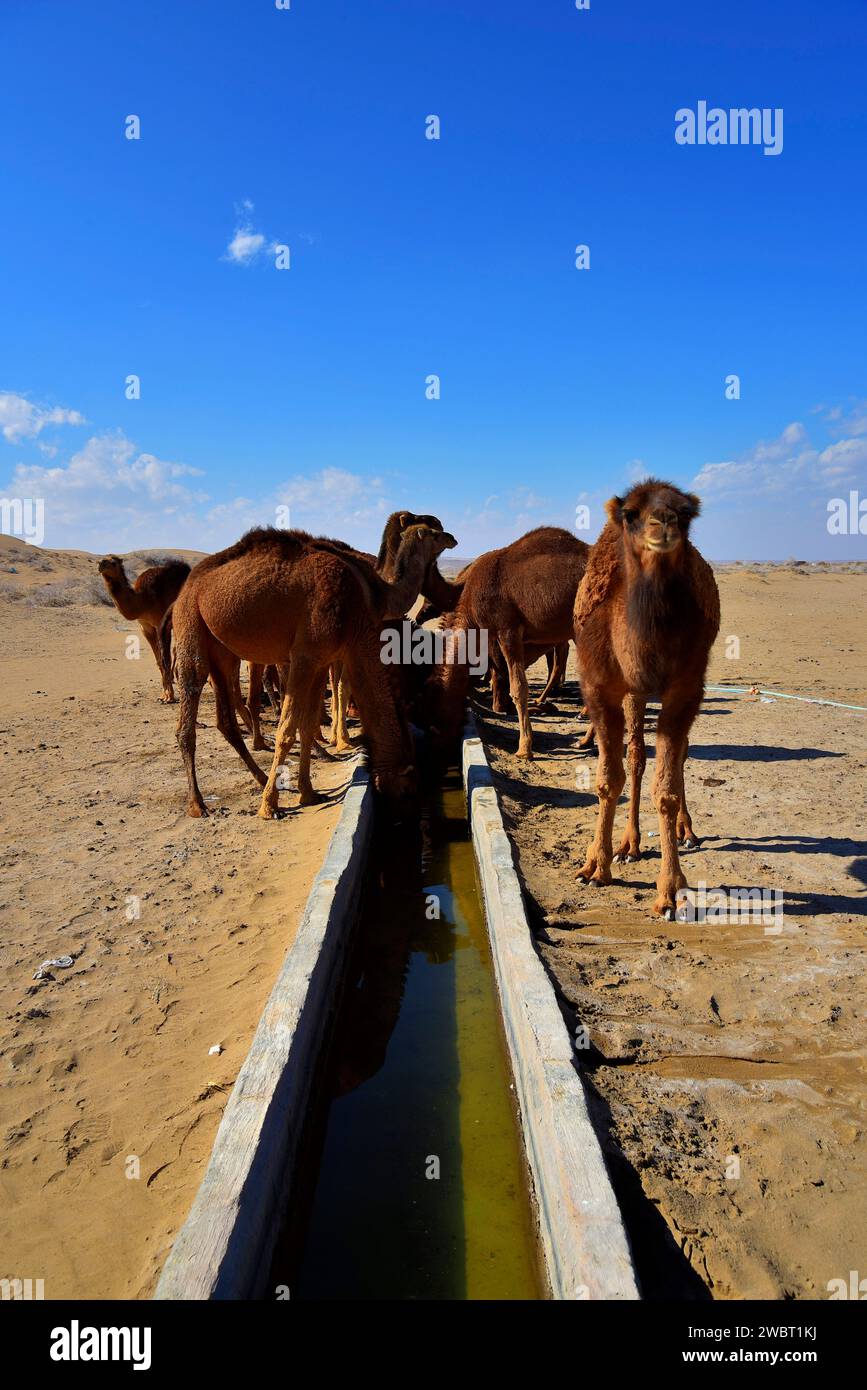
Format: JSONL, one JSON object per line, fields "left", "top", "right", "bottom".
{"left": 573, "top": 479, "right": 720, "bottom": 918}
{"left": 376, "top": 510, "right": 444, "bottom": 581}
{"left": 98, "top": 555, "right": 190, "bottom": 701}
{"left": 170, "top": 526, "right": 453, "bottom": 818}
{"left": 328, "top": 519, "right": 456, "bottom": 750}
{"left": 424, "top": 527, "right": 589, "bottom": 757}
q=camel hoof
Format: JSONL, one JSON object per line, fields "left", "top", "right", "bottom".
{"left": 614, "top": 852, "right": 640, "bottom": 864}
{"left": 516, "top": 748, "right": 534, "bottom": 760}
{"left": 298, "top": 789, "right": 324, "bottom": 808}
{"left": 681, "top": 836, "right": 698, "bottom": 849}
{"left": 660, "top": 906, "right": 675, "bottom": 921}
{"left": 252, "top": 738, "right": 270, "bottom": 752}
{"left": 188, "top": 803, "right": 208, "bottom": 818}
{"left": 258, "top": 802, "right": 279, "bottom": 820}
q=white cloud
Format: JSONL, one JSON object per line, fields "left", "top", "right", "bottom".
{"left": 0, "top": 391, "right": 86, "bottom": 443}
{"left": 5, "top": 432, "right": 208, "bottom": 550}
{"left": 225, "top": 226, "right": 266, "bottom": 264}
{"left": 223, "top": 200, "right": 281, "bottom": 265}
{"left": 693, "top": 422, "right": 818, "bottom": 496}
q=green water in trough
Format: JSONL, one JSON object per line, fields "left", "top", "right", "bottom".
{"left": 274, "top": 772, "right": 544, "bottom": 1300}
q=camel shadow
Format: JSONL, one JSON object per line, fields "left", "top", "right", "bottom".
{"left": 708, "top": 834, "right": 867, "bottom": 860}
{"left": 485, "top": 768, "right": 595, "bottom": 811}
{"left": 687, "top": 744, "right": 845, "bottom": 763}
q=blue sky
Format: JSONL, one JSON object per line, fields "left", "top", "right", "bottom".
{"left": 1, "top": 0, "right": 866, "bottom": 559}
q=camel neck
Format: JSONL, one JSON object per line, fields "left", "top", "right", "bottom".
{"left": 104, "top": 574, "right": 144, "bottom": 620}
{"left": 421, "top": 563, "right": 463, "bottom": 611}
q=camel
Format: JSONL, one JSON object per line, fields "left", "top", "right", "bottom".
{"left": 424, "top": 527, "right": 590, "bottom": 758}
{"left": 376, "top": 510, "right": 444, "bottom": 581}
{"left": 572, "top": 479, "right": 720, "bottom": 918}
{"left": 328, "top": 517, "right": 456, "bottom": 751}
{"left": 170, "top": 525, "right": 454, "bottom": 817}
{"left": 98, "top": 555, "right": 190, "bottom": 701}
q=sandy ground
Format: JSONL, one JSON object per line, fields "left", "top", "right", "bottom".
{"left": 0, "top": 537, "right": 347, "bottom": 1299}
{"left": 476, "top": 567, "right": 866, "bottom": 1301}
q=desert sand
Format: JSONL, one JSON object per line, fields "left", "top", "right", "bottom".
{"left": 0, "top": 536, "right": 348, "bottom": 1298}
{"left": 477, "top": 566, "right": 866, "bottom": 1299}
{"left": 1, "top": 541, "right": 864, "bottom": 1302}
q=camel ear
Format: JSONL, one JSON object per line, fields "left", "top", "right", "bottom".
{"left": 605, "top": 496, "right": 624, "bottom": 525}
{"left": 683, "top": 492, "right": 701, "bottom": 519}
{"left": 398, "top": 511, "right": 414, "bottom": 530}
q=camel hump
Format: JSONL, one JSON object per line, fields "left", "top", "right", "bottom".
{"left": 573, "top": 523, "right": 621, "bottom": 631}
{"left": 194, "top": 527, "right": 311, "bottom": 576}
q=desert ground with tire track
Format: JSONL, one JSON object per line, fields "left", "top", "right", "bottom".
{"left": 476, "top": 564, "right": 866, "bottom": 1299}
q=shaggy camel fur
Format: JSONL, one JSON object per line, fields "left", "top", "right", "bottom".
{"left": 170, "top": 527, "right": 452, "bottom": 818}
{"left": 425, "top": 527, "right": 589, "bottom": 757}
{"left": 573, "top": 479, "right": 719, "bottom": 917}
{"left": 98, "top": 555, "right": 190, "bottom": 701}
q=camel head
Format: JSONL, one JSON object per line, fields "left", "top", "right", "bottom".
{"left": 606, "top": 480, "right": 700, "bottom": 566}
{"left": 97, "top": 555, "right": 129, "bottom": 587}
{"left": 398, "top": 510, "right": 443, "bottom": 531}
{"left": 372, "top": 762, "right": 419, "bottom": 820}
{"left": 394, "top": 523, "right": 458, "bottom": 574}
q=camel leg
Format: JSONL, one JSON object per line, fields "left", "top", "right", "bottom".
{"left": 499, "top": 632, "right": 533, "bottom": 758}
{"left": 175, "top": 652, "right": 209, "bottom": 817}
{"left": 228, "top": 662, "right": 254, "bottom": 737}
{"left": 143, "top": 624, "right": 175, "bottom": 702}
{"left": 258, "top": 692, "right": 298, "bottom": 819}
{"left": 533, "top": 641, "right": 568, "bottom": 708}
{"left": 676, "top": 740, "right": 699, "bottom": 848}
{"left": 330, "top": 664, "right": 354, "bottom": 752}
{"left": 577, "top": 694, "right": 625, "bottom": 886}
{"left": 614, "top": 696, "right": 646, "bottom": 862}
{"left": 490, "top": 653, "right": 512, "bottom": 714}
{"left": 296, "top": 673, "right": 329, "bottom": 806}
{"left": 207, "top": 651, "right": 269, "bottom": 788}
{"left": 248, "top": 663, "right": 268, "bottom": 750}
{"left": 652, "top": 700, "right": 699, "bottom": 917}
{"left": 259, "top": 661, "right": 321, "bottom": 819}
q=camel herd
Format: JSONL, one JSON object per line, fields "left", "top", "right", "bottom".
{"left": 98, "top": 479, "right": 720, "bottom": 918}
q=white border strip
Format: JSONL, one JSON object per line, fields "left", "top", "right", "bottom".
{"left": 462, "top": 720, "right": 639, "bottom": 1301}
{"left": 154, "top": 756, "right": 373, "bottom": 1301}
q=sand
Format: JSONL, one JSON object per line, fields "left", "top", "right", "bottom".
{"left": 2, "top": 542, "right": 864, "bottom": 1302}
{"left": 474, "top": 567, "right": 867, "bottom": 1300}
{"left": 0, "top": 537, "right": 348, "bottom": 1299}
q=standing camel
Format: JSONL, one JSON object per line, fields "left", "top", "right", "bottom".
{"left": 573, "top": 480, "right": 719, "bottom": 917}
{"left": 98, "top": 555, "right": 190, "bottom": 702}
{"left": 328, "top": 517, "right": 455, "bottom": 750}
{"left": 170, "top": 525, "right": 453, "bottom": 817}
{"left": 425, "top": 527, "right": 589, "bottom": 758}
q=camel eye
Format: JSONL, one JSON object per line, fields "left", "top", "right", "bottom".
{"left": 623, "top": 509, "right": 639, "bottom": 525}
